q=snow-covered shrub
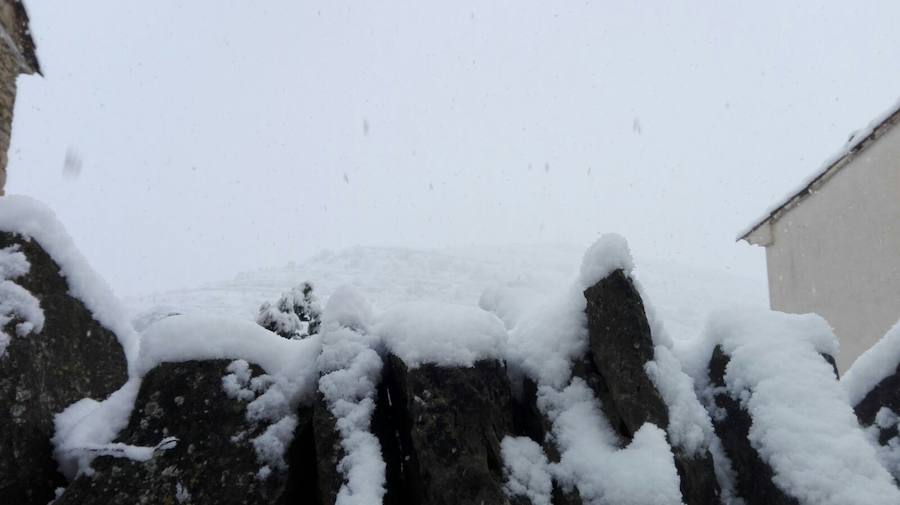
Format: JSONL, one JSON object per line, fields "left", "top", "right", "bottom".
{"left": 256, "top": 282, "right": 322, "bottom": 339}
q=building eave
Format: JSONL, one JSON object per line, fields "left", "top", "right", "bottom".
{"left": 737, "top": 101, "right": 900, "bottom": 244}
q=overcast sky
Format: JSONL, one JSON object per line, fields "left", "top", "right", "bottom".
{"left": 8, "top": 1, "right": 900, "bottom": 297}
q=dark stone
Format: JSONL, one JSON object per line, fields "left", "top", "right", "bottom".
{"left": 707, "top": 346, "right": 799, "bottom": 505}
{"left": 376, "top": 354, "right": 513, "bottom": 505}
{"left": 583, "top": 269, "right": 720, "bottom": 505}
{"left": 55, "top": 359, "right": 317, "bottom": 505}
{"left": 313, "top": 391, "right": 344, "bottom": 505}
{"left": 672, "top": 450, "right": 721, "bottom": 505}
{"left": 0, "top": 232, "right": 128, "bottom": 505}
{"left": 583, "top": 269, "right": 669, "bottom": 433}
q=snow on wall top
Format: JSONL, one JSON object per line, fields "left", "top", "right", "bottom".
{"left": 375, "top": 301, "right": 508, "bottom": 368}
{"left": 738, "top": 99, "right": 900, "bottom": 242}
{"left": 686, "top": 309, "right": 899, "bottom": 505}
{"left": 138, "top": 314, "right": 320, "bottom": 384}
{"left": 0, "top": 195, "right": 140, "bottom": 370}
{"left": 321, "top": 284, "right": 376, "bottom": 333}
{"left": 842, "top": 318, "right": 900, "bottom": 407}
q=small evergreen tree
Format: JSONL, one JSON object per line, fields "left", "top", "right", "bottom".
{"left": 256, "top": 282, "right": 322, "bottom": 339}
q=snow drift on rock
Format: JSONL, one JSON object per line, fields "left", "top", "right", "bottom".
{"left": 0, "top": 196, "right": 139, "bottom": 368}
{"left": 538, "top": 379, "right": 684, "bottom": 505}
{"left": 52, "top": 379, "right": 145, "bottom": 478}
{"left": 684, "top": 309, "right": 900, "bottom": 505}
{"left": 317, "top": 287, "right": 386, "bottom": 505}
{"left": 578, "top": 233, "right": 635, "bottom": 288}
{"left": 375, "top": 301, "right": 508, "bottom": 368}
{"left": 55, "top": 314, "right": 322, "bottom": 477}
{"left": 501, "top": 436, "right": 553, "bottom": 505}
{"left": 842, "top": 319, "right": 900, "bottom": 407}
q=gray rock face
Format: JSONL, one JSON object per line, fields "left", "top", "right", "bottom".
{"left": 583, "top": 269, "right": 721, "bottom": 505}
{"left": 56, "top": 359, "right": 318, "bottom": 505}
{"left": 707, "top": 346, "right": 799, "bottom": 505}
{"left": 373, "top": 355, "right": 513, "bottom": 505}
{"left": 0, "top": 232, "right": 128, "bottom": 505}
{"left": 584, "top": 270, "right": 670, "bottom": 432}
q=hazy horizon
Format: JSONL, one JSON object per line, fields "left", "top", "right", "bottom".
{"left": 8, "top": 1, "right": 900, "bottom": 297}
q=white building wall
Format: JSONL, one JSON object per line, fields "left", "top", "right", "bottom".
{"left": 764, "top": 123, "right": 900, "bottom": 373}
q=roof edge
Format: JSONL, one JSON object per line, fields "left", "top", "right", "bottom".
{"left": 737, "top": 100, "right": 900, "bottom": 243}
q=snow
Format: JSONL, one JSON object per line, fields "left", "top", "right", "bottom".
{"left": 738, "top": 98, "right": 900, "bottom": 240}
{"left": 578, "top": 233, "right": 635, "bottom": 288}
{"left": 0, "top": 246, "right": 44, "bottom": 357}
{"left": 842, "top": 318, "right": 900, "bottom": 407}
{"left": 375, "top": 301, "right": 508, "bottom": 368}
{"left": 222, "top": 359, "right": 256, "bottom": 402}
{"left": 52, "top": 379, "right": 144, "bottom": 478}
{"left": 139, "top": 314, "right": 323, "bottom": 471}
{"left": 844, "top": 321, "right": 900, "bottom": 483}
{"left": 0, "top": 196, "right": 140, "bottom": 369}
{"left": 253, "top": 415, "right": 299, "bottom": 471}
{"left": 500, "top": 235, "right": 640, "bottom": 389}
{"left": 867, "top": 408, "right": 900, "bottom": 481}
{"left": 0, "top": 244, "right": 30, "bottom": 278}
{"left": 126, "top": 244, "right": 766, "bottom": 348}
{"left": 317, "top": 290, "right": 386, "bottom": 505}
{"left": 503, "top": 286, "right": 587, "bottom": 389}
{"left": 501, "top": 436, "right": 553, "bottom": 505}
{"left": 478, "top": 282, "right": 544, "bottom": 330}
{"left": 137, "top": 314, "right": 321, "bottom": 383}
{"left": 682, "top": 308, "right": 900, "bottom": 505}
{"left": 322, "top": 285, "right": 376, "bottom": 333}
{"left": 646, "top": 345, "right": 714, "bottom": 457}
{"left": 55, "top": 314, "right": 322, "bottom": 476}
{"left": 537, "top": 379, "right": 684, "bottom": 505}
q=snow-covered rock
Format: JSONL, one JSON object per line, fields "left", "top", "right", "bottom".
{"left": 54, "top": 359, "right": 318, "bottom": 505}
{"left": 498, "top": 235, "right": 721, "bottom": 505}
{"left": 313, "top": 290, "right": 386, "bottom": 505}
{"left": 692, "top": 309, "right": 900, "bottom": 505}
{"left": 844, "top": 320, "right": 900, "bottom": 482}
{"left": 4, "top": 201, "right": 892, "bottom": 504}
{"left": 0, "top": 199, "right": 130, "bottom": 505}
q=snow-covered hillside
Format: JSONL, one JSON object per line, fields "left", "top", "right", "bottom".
{"left": 127, "top": 244, "right": 767, "bottom": 345}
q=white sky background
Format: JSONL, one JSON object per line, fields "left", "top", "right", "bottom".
{"left": 7, "top": 1, "right": 900, "bottom": 297}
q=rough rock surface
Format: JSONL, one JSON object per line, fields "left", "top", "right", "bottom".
{"left": 707, "top": 346, "right": 799, "bottom": 505}
{"left": 0, "top": 232, "right": 128, "bottom": 505}
{"left": 374, "top": 354, "right": 513, "bottom": 505}
{"left": 584, "top": 270, "right": 670, "bottom": 432}
{"left": 583, "top": 269, "right": 720, "bottom": 505}
{"left": 56, "top": 359, "right": 317, "bottom": 505}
